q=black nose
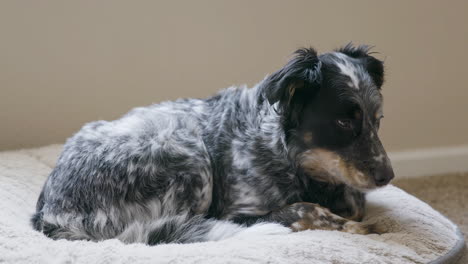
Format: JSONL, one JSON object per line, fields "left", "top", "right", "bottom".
{"left": 374, "top": 166, "right": 395, "bottom": 186}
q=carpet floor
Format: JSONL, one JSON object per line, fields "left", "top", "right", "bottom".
{"left": 394, "top": 173, "right": 468, "bottom": 263}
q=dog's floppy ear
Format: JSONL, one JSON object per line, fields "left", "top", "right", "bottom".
{"left": 364, "top": 56, "right": 384, "bottom": 88}
{"left": 337, "top": 43, "right": 385, "bottom": 88}
{"left": 261, "top": 48, "right": 322, "bottom": 107}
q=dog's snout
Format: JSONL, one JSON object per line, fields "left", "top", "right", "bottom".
{"left": 374, "top": 166, "right": 395, "bottom": 186}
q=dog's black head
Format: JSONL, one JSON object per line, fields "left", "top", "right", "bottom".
{"left": 262, "top": 43, "right": 394, "bottom": 190}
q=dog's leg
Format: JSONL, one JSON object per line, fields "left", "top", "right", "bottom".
{"left": 303, "top": 183, "right": 366, "bottom": 222}
{"left": 270, "top": 202, "right": 378, "bottom": 234}
{"left": 233, "top": 202, "right": 379, "bottom": 234}
{"left": 327, "top": 186, "right": 366, "bottom": 222}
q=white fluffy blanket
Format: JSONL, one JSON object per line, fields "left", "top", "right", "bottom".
{"left": 0, "top": 145, "right": 461, "bottom": 263}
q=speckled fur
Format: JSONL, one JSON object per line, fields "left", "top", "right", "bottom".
{"left": 32, "top": 44, "right": 393, "bottom": 244}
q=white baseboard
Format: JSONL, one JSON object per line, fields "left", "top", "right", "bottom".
{"left": 388, "top": 145, "right": 468, "bottom": 178}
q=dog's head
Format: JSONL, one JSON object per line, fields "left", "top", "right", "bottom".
{"left": 262, "top": 44, "right": 394, "bottom": 190}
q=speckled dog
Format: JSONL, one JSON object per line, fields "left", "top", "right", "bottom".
{"left": 32, "top": 44, "right": 394, "bottom": 244}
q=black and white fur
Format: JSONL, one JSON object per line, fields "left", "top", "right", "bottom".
{"left": 32, "top": 44, "right": 394, "bottom": 244}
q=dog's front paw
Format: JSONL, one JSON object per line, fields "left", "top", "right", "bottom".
{"left": 286, "top": 202, "right": 348, "bottom": 232}
{"left": 341, "top": 221, "right": 386, "bottom": 235}
{"left": 282, "top": 202, "right": 385, "bottom": 235}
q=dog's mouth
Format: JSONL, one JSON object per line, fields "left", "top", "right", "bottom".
{"left": 299, "top": 148, "right": 394, "bottom": 190}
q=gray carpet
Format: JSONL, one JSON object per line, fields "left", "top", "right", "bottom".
{"left": 394, "top": 173, "right": 468, "bottom": 263}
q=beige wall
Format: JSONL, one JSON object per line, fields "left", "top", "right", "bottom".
{"left": 1, "top": 0, "right": 467, "bottom": 151}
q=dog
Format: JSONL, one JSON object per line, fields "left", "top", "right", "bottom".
{"left": 31, "top": 44, "right": 394, "bottom": 244}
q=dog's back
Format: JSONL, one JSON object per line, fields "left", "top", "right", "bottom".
{"left": 32, "top": 99, "right": 219, "bottom": 242}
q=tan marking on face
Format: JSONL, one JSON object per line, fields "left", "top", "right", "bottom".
{"left": 354, "top": 110, "right": 362, "bottom": 120}
{"left": 375, "top": 108, "right": 383, "bottom": 120}
{"left": 287, "top": 81, "right": 304, "bottom": 105}
{"left": 299, "top": 148, "right": 372, "bottom": 188}
{"left": 288, "top": 85, "right": 295, "bottom": 105}
{"left": 303, "top": 132, "right": 313, "bottom": 144}
{"left": 347, "top": 167, "right": 368, "bottom": 187}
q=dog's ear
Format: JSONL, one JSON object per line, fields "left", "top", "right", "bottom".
{"left": 364, "top": 56, "right": 384, "bottom": 88}
{"left": 337, "top": 43, "right": 385, "bottom": 88}
{"left": 261, "top": 48, "right": 322, "bottom": 107}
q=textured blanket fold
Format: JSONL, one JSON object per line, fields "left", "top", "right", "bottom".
{"left": 0, "top": 145, "right": 462, "bottom": 263}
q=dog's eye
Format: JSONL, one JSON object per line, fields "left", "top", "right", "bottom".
{"left": 336, "top": 119, "right": 353, "bottom": 130}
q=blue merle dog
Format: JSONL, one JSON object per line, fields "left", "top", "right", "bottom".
{"left": 32, "top": 44, "right": 394, "bottom": 244}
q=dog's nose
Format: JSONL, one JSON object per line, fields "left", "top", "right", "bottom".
{"left": 374, "top": 166, "right": 395, "bottom": 186}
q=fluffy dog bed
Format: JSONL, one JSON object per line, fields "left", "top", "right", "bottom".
{"left": 0, "top": 145, "right": 464, "bottom": 264}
